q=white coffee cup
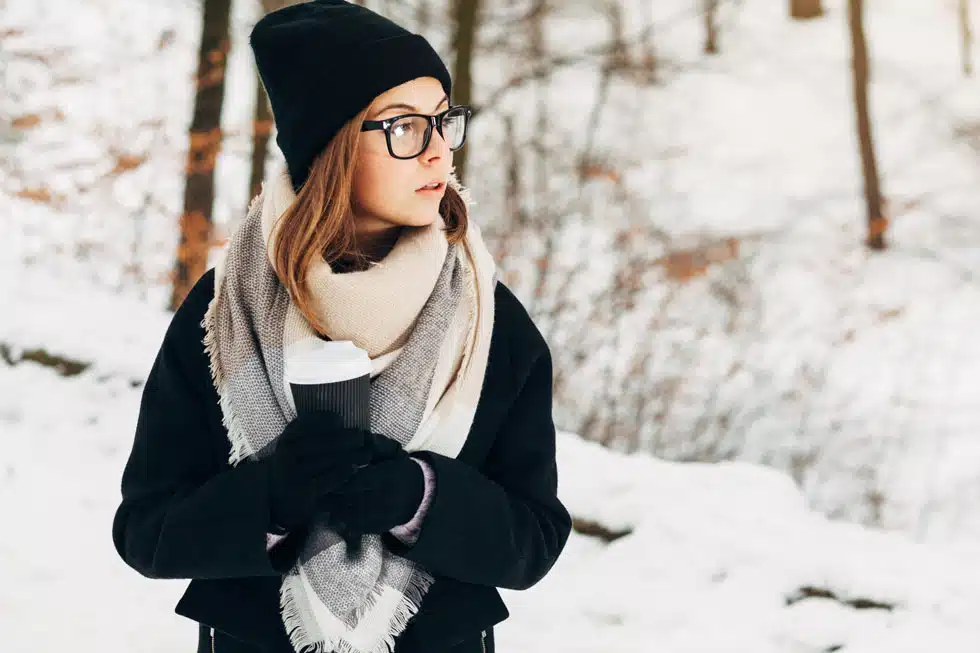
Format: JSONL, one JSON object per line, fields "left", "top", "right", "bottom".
{"left": 284, "top": 339, "right": 371, "bottom": 429}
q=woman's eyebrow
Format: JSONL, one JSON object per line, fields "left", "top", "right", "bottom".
{"left": 372, "top": 95, "right": 449, "bottom": 118}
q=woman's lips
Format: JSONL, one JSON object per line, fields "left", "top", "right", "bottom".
{"left": 415, "top": 182, "right": 445, "bottom": 194}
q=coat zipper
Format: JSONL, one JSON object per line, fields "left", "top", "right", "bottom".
{"left": 210, "top": 627, "right": 215, "bottom": 653}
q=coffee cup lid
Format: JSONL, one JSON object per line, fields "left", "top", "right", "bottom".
{"left": 284, "top": 339, "right": 371, "bottom": 385}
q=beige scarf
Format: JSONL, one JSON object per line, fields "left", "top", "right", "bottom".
{"left": 254, "top": 165, "right": 498, "bottom": 461}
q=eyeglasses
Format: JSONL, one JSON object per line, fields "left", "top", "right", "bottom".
{"left": 360, "top": 105, "right": 472, "bottom": 160}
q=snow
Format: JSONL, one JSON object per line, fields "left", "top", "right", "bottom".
{"left": 523, "top": 435, "right": 980, "bottom": 652}
{"left": 4, "top": 0, "right": 980, "bottom": 650}
{"left": 5, "top": 327, "right": 980, "bottom": 651}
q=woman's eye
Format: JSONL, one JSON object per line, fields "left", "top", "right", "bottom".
{"left": 392, "top": 122, "right": 415, "bottom": 138}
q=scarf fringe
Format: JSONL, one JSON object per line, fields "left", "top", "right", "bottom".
{"left": 280, "top": 570, "right": 325, "bottom": 652}
{"left": 281, "top": 565, "right": 434, "bottom": 653}
{"left": 200, "top": 251, "right": 257, "bottom": 468}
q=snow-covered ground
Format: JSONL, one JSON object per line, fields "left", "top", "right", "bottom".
{"left": 3, "top": 298, "right": 980, "bottom": 651}
{"left": 4, "top": 0, "right": 980, "bottom": 650}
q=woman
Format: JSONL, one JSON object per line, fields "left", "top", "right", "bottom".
{"left": 112, "top": 2, "right": 571, "bottom": 653}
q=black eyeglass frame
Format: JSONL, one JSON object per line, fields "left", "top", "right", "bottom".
{"left": 360, "top": 105, "right": 473, "bottom": 160}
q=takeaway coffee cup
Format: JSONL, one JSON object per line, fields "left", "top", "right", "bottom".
{"left": 284, "top": 339, "right": 371, "bottom": 430}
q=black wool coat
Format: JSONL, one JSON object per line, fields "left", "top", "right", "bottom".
{"left": 112, "top": 268, "right": 572, "bottom": 653}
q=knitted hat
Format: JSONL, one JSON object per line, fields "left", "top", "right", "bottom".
{"left": 250, "top": 0, "right": 453, "bottom": 190}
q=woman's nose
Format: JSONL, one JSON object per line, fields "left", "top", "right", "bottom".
{"left": 421, "top": 126, "right": 450, "bottom": 161}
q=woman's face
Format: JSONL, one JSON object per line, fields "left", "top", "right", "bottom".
{"left": 352, "top": 76, "right": 453, "bottom": 237}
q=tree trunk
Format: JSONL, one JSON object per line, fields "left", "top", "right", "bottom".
{"left": 170, "top": 0, "right": 232, "bottom": 310}
{"left": 704, "top": 0, "right": 719, "bottom": 55}
{"left": 530, "top": 0, "right": 546, "bottom": 220}
{"left": 249, "top": 0, "right": 305, "bottom": 203}
{"left": 790, "top": 0, "right": 823, "bottom": 20}
{"left": 847, "top": 0, "right": 887, "bottom": 250}
{"left": 249, "top": 72, "right": 274, "bottom": 201}
{"left": 607, "top": 0, "right": 628, "bottom": 70}
{"left": 579, "top": 1, "right": 617, "bottom": 179}
{"left": 503, "top": 113, "right": 521, "bottom": 224}
{"left": 641, "top": 0, "right": 658, "bottom": 82}
{"left": 450, "top": 0, "right": 480, "bottom": 184}
{"left": 416, "top": 0, "right": 431, "bottom": 33}
{"left": 961, "top": 0, "right": 974, "bottom": 77}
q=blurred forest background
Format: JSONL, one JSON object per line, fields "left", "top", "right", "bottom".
{"left": 4, "top": 0, "right": 980, "bottom": 546}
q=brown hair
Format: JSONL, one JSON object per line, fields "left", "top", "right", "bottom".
{"left": 268, "top": 105, "right": 470, "bottom": 336}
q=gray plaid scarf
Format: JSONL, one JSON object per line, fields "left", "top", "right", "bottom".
{"left": 201, "top": 169, "right": 497, "bottom": 653}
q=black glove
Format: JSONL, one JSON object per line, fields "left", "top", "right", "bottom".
{"left": 364, "top": 430, "right": 408, "bottom": 463}
{"left": 267, "top": 410, "right": 374, "bottom": 532}
{"left": 319, "top": 455, "right": 425, "bottom": 537}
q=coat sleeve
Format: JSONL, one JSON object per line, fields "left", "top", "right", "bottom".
{"left": 383, "top": 343, "right": 572, "bottom": 591}
{"left": 111, "top": 270, "right": 302, "bottom": 580}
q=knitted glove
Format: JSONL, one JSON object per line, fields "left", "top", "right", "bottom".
{"left": 319, "top": 454, "right": 425, "bottom": 537}
{"left": 267, "top": 410, "right": 374, "bottom": 532}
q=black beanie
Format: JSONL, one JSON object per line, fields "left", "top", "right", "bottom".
{"left": 250, "top": 0, "right": 453, "bottom": 190}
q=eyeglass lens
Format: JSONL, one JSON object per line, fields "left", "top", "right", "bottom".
{"left": 388, "top": 108, "right": 468, "bottom": 158}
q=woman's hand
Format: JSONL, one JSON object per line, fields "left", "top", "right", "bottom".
{"left": 319, "top": 453, "right": 425, "bottom": 536}
{"left": 267, "top": 410, "right": 374, "bottom": 532}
